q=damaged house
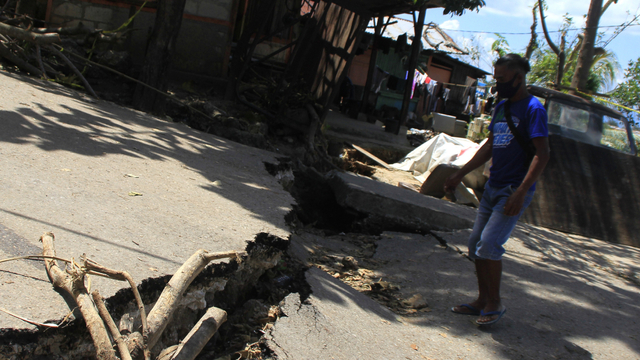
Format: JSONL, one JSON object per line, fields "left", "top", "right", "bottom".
{"left": 345, "top": 17, "right": 489, "bottom": 126}
{"left": 33, "top": 0, "right": 475, "bottom": 124}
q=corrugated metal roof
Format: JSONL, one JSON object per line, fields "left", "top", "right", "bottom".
{"left": 330, "top": 0, "right": 445, "bottom": 16}
{"left": 366, "top": 17, "right": 468, "bottom": 55}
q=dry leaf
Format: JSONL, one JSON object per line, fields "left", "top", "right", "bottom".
{"left": 128, "top": 191, "right": 143, "bottom": 196}
{"left": 439, "top": 333, "right": 448, "bottom": 338}
{"left": 149, "top": 267, "right": 158, "bottom": 272}
{"left": 410, "top": 344, "right": 418, "bottom": 351}
{"left": 124, "top": 174, "right": 139, "bottom": 178}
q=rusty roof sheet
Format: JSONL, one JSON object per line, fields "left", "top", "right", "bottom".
{"left": 366, "top": 17, "right": 468, "bottom": 55}
{"left": 330, "top": 0, "right": 445, "bottom": 16}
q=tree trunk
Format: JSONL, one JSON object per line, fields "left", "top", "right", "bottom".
{"left": 224, "top": 0, "right": 276, "bottom": 101}
{"left": 524, "top": 6, "right": 538, "bottom": 59}
{"left": 570, "top": 0, "right": 603, "bottom": 94}
{"left": 556, "top": 34, "right": 566, "bottom": 87}
{"left": 398, "top": 6, "right": 426, "bottom": 134}
{"left": 538, "top": 0, "right": 564, "bottom": 89}
{"left": 133, "top": 0, "right": 187, "bottom": 114}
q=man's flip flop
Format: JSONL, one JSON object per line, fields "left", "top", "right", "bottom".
{"left": 451, "top": 304, "right": 481, "bottom": 316}
{"left": 476, "top": 307, "right": 507, "bottom": 326}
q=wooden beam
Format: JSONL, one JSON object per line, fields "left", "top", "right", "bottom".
{"left": 351, "top": 144, "right": 392, "bottom": 170}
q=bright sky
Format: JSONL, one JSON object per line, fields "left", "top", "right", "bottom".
{"left": 400, "top": 0, "right": 640, "bottom": 86}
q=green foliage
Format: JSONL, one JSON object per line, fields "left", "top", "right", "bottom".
{"left": 410, "top": 0, "right": 485, "bottom": 15}
{"left": 491, "top": 34, "right": 510, "bottom": 59}
{"left": 528, "top": 43, "right": 619, "bottom": 93}
{"left": 611, "top": 57, "right": 640, "bottom": 125}
{"left": 528, "top": 10, "right": 620, "bottom": 93}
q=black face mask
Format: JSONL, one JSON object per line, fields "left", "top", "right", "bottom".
{"left": 496, "top": 74, "right": 520, "bottom": 99}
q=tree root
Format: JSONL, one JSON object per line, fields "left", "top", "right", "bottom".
{"left": 169, "top": 307, "right": 227, "bottom": 360}
{"left": 92, "top": 290, "right": 133, "bottom": 360}
{"left": 0, "top": 41, "right": 42, "bottom": 76}
{"left": 40, "top": 232, "right": 117, "bottom": 360}
{"left": 39, "top": 232, "right": 245, "bottom": 359}
{"left": 145, "top": 249, "right": 244, "bottom": 349}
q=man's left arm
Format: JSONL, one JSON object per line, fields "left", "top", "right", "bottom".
{"left": 503, "top": 136, "right": 550, "bottom": 216}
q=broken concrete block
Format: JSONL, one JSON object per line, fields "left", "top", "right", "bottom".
{"left": 326, "top": 170, "right": 475, "bottom": 232}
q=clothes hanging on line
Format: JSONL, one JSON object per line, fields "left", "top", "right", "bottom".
{"left": 371, "top": 66, "right": 389, "bottom": 94}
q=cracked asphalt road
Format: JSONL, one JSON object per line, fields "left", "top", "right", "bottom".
{"left": 0, "top": 70, "right": 293, "bottom": 328}
{"left": 275, "top": 224, "right": 640, "bottom": 359}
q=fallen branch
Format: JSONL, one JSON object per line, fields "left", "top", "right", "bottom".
{"left": 0, "top": 22, "right": 60, "bottom": 44}
{"left": 1, "top": 0, "right": 16, "bottom": 14}
{"left": 45, "top": 45, "right": 99, "bottom": 99}
{"left": 51, "top": 43, "right": 228, "bottom": 120}
{"left": 0, "top": 306, "right": 60, "bottom": 328}
{"left": 40, "top": 232, "right": 117, "bottom": 360}
{"left": 0, "top": 254, "right": 71, "bottom": 265}
{"left": 170, "top": 307, "right": 227, "bottom": 360}
{"left": 35, "top": 44, "right": 47, "bottom": 79}
{"left": 32, "top": 22, "right": 97, "bottom": 36}
{"left": 92, "top": 290, "right": 133, "bottom": 360}
{"left": 0, "top": 41, "right": 42, "bottom": 76}
{"left": 145, "top": 250, "right": 243, "bottom": 349}
{"left": 83, "top": 257, "right": 150, "bottom": 360}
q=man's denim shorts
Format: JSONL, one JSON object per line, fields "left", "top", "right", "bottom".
{"left": 468, "top": 182, "right": 534, "bottom": 261}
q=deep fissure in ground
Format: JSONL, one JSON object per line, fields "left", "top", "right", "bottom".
{"left": 0, "top": 234, "right": 310, "bottom": 360}
{"left": 0, "top": 155, "right": 439, "bottom": 360}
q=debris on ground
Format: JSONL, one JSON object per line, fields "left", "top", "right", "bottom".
{"left": 301, "top": 230, "right": 433, "bottom": 316}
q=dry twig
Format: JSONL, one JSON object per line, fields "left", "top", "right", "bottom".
{"left": 83, "top": 257, "right": 150, "bottom": 360}
{"left": 0, "top": 307, "right": 60, "bottom": 328}
{"left": 40, "top": 232, "right": 117, "bottom": 360}
{"left": 92, "top": 290, "right": 133, "bottom": 360}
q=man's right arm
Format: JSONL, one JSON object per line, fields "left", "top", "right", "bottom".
{"left": 443, "top": 132, "right": 493, "bottom": 193}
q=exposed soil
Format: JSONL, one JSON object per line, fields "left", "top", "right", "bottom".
{"left": 0, "top": 234, "right": 309, "bottom": 360}
{"left": 299, "top": 229, "right": 433, "bottom": 316}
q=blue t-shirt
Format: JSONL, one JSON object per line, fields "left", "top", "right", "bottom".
{"left": 487, "top": 95, "right": 548, "bottom": 190}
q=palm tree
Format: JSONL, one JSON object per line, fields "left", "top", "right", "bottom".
{"left": 587, "top": 49, "right": 620, "bottom": 92}
{"left": 528, "top": 40, "right": 620, "bottom": 94}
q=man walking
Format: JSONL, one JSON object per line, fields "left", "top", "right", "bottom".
{"left": 444, "top": 54, "right": 550, "bottom": 325}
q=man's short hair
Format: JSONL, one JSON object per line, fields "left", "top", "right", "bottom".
{"left": 495, "top": 54, "right": 531, "bottom": 74}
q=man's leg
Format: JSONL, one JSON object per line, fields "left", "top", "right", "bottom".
{"left": 453, "top": 186, "right": 534, "bottom": 319}
{"left": 476, "top": 258, "right": 503, "bottom": 324}
{"left": 451, "top": 188, "right": 493, "bottom": 315}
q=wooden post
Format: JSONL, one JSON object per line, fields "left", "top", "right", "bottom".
{"left": 398, "top": 6, "right": 426, "bottom": 134}
{"left": 359, "top": 15, "right": 384, "bottom": 115}
{"left": 318, "top": 12, "right": 371, "bottom": 125}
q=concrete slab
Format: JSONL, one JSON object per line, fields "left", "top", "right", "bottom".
{"left": 0, "top": 71, "right": 293, "bottom": 328}
{"left": 326, "top": 170, "right": 476, "bottom": 232}
{"left": 265, "top": 267, "right": 417, "bottom": 360}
